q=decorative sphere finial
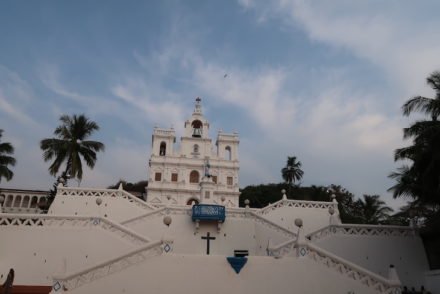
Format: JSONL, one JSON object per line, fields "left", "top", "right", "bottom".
{"left": 329, "top": 207, "right": 335, "bottom": 215}
{"left": 244, "top": 199, "right": 250, "bottom": 206}
{"left": 163, "top": 216, "right": 172, "bottom": 226}
{"left": 281, "top": 189, "right": 286, "bottom": 194}
{"left": 294, "top": 218, "right": 303, "bottom": 228}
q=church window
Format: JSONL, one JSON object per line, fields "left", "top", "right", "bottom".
{"left": 191, "top": 120, "right": 203, "bottom": 138}
{"left": 227, "top": 176, "right": 233, "bottom": 186}
{"left": 225, "top": 146, "right": 232, "bottom": 160}
{"left": 171, "top": 173, "right": 178, "bottom": 182}
{"left": 189, "top": 170, "right": 200, "bottom": 183}
{"left": 212, "top": 175, "right": 217, "bottom": 184}
{"left": 193, "top": 144, "right": 199, "bottom": 153}
{"left": 159, "top": 142, "right": 166, "bottom": 156}
{"left": 155, "top": 172, "right": 162, "bottom": 181}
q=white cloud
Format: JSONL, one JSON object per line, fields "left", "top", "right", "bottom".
{"left": 79, "top": 137, "right": 150, "bottom": 188}
{"left": 111, "top": 79, "right": 186, "bottom": 131}
{"left": 239, "top": 0, "right": 440, "bottom": 97}
{"left": 194, "top": 63, "right": 297, "bottom": 132}
{"left": 0, "top": 65, "right": 39, "bottom": 127}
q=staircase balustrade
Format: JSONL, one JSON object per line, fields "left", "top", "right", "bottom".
{"left": 57, "top": 187, "right": 156, "bottom": 211}
{"left": 307, "top": 224, "right": 415, "bottom": 242}
{"left": 52, "top": 240, "right": 167, "bottom": 292}
{"left": 306, "top": 243, "right": 401, "bottom": 294}
{"left": 0, "top": 214, "right": 149, "bottom": 245}
{"left": 258, "top": 199, "right": 337, "bottom": 215}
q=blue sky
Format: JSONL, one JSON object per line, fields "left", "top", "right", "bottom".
{"left": 1, "top": 1, "right": 440, "bottom": 209}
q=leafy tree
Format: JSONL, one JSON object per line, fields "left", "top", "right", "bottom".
{"left": 389, "top": 71, "right": 440, "bottom": 207}
{"left": 40, "top": 114, "right": 105, "bottom": 182}
{"left": 107, "top": 179, "right": 148, "bottom": 193}
{"left": 240, "top": 183, "right": 393, "bottom": 225}
{"left": 281, "top": 156, "right": 304, "bottom": 196}
{"left": 0, "top": 129, "right": 16, "bottom": 183}
{"left": 355, "top": 195, "right": 393, "bottom": 224}
{"left": 39, "top": 114, "right": 104, "bottom": 210}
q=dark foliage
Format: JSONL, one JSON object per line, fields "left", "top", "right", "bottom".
{"left": 107, "top": 179, "right": 148, "bottom": 193}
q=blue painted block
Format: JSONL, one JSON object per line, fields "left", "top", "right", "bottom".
{"left": 192, "top": 204, "right": 226, "bottom": 222}
{"left": 227, "top": 257, "right": 248, "bottom": 274}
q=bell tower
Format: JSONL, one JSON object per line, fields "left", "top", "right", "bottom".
{"left": 147, "top": 97, "right": 240, "bottom": 207}
{"left": 183, "top": 97, "right": 210, "bottom": 139}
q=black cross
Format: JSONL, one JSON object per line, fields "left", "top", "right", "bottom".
{"left": 201, "top": 232, "right": 216, "bottom": 255}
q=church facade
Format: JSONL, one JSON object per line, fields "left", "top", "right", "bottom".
{"left": 146, "top": 98, "right": 240, "bottom": 207}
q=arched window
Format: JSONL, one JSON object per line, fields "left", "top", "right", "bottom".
{"left": 191, "top": 120, "right": 203, "bottom": 138}
{"left": 13, "top": 196, "right": 22, "bottom": 207}
{"left": 193, "top": 144, "right": 199, "bottom": 153}
{"left": 189, "top": 170, "right": 200, "bottom": 183}
{"left": 22, "top": 196, "right": 30, "bottom": 208}
{"left": 186, "top": 198, "right": 199, "bottom": 205}
{"left": 5, "top": 195, "right": 13, "bottom": 207}
{"left": 225, "top": 146, "right": 232, "bottom": 160}
{"left": 30, "top": 196, "right": 38, "bottom": 208}
{"left": 38, "top": 197, "right": 46, "bottom": 207}
{"left": 159, "top": 142, "right": 166, "bottom": 156}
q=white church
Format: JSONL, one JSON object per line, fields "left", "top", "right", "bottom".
{"left": 147, "top": 97, "right": 240, "bottom": 207}
{"left": 0, "top": 98, "right": 438, "bottom": 294}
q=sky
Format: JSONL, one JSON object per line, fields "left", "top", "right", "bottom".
{"left": 1, "top": 1, "right": 440, "bottom": 210}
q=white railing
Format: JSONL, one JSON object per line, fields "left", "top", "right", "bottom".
{"left": 121, "top": 207, "right": 169, "bottom": 225}
{"left": 153, "top": 128, "right": 175, "bottom": 136}
{"left": 52, "top": 240, "right": 167, "bottom": 292}
{"left": 307, "top": 243, "right": 401, "bottom": 293}
{"left": 57, "top": 187, "right": 157, "bottom": 210}
{"left": 258, "top": 199, "right": 337, "bottom": 215}
{"left": 0, "top": 189, "right": 47, "bottom": 214}
{"left": 307, "top": 224, "right": 415, "bottom": 242}
{"left": 0, "top": 214, "right": 150, "bottom": 245}
{"left": 267, "top": 238, "right": 297, "bottom": 257}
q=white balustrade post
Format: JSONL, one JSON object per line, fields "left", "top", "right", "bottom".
{"left": 294, "top": 218, "right": 308, "bottom": 258}
{"left": 387, "top": 264, "right": 401, "bottom": 285}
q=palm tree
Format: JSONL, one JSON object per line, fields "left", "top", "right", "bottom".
{"left": 281, "top": 156, "right": 304, "bottom": 197}
{"left": 356, "top": 195, "right": 393, "bottom": 224}
{"left": 40, "top": 114, "right": 105, "bottom": 183}
{"left": 390, "top": 71, "right": 440, "bottom": 205}
{"left": 402, "top": 71, "right": 440, "bottom": 121}
{"left": 0, "top": 129, "right": 16, "bottom": 183}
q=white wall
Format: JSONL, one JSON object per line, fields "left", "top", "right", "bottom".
{"left": 315, "top": 234, "right": 429, "bottom": 289}
{"left": 49, "top": 193, "right": 153, "bottom": 223}
{"left": 0, "top": 226, "right": 136, "bottom": 285}
{"left": 65, "top": 254, "right": 379, "bottom": 294}
{"left": 124, "top": 211, "right": 291, "bottom": 256}
{"left": 260, "top": 201, "right": 337, "bottom": 235}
